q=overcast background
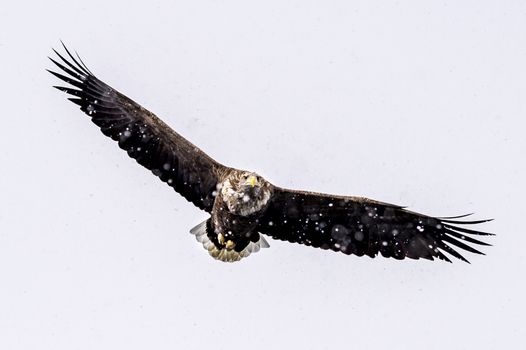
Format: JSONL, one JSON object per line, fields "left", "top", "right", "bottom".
{"left": 1, "top": 1, "right": 525, "bottom": 349}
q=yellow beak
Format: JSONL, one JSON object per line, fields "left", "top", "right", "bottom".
{"left": 248, "top": 175, "right": 257, "bottom": 187}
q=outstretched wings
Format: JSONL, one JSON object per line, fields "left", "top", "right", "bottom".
{"left": 48, "top": 44, "right": 229, "bottom": 211}
{"left": 258, "top": 187, "right": 492, "bottom": 262}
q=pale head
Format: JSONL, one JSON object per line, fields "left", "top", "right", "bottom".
{"left": 220, "top": 171, "right": 272, "bottom": 216}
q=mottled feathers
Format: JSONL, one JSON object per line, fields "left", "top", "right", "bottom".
{"left": 258, "top": 189, "right": 492, "bottom": 263}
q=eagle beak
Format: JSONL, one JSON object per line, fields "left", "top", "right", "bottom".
{"left": 248, "top": 175, "right": 257, "bottom": 188}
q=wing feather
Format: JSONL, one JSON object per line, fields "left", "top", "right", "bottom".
{"left": 258, "top": 187, "right": 492, "bottom": 263}
{"left": 49, "top": 44, "right": 229, "bottom": 211}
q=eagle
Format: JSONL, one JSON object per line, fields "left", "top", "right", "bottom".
{"left": 48, "top": 44, "right": 493, "bottom": 263}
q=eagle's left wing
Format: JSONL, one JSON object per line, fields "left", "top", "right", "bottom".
{"left": 48, "top": 44, "right": 229, "bottom": 212}
{"left": 257, "top": 187, "right": 493, "bottom": 262}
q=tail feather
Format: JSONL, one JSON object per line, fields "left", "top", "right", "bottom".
{"left": 190, "top": 219, "right": 269, "bottom": 262}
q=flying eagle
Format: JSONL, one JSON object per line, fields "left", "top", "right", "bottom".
{"left": 48, "top": 44, "right": 493, "bottom": 263}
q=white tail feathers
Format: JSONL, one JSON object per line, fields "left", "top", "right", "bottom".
{"left": 190, "top": 220, "right": 269, "bottom": 262}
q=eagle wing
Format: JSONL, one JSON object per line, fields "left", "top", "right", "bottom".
{"left": 48, "top": 44, "right": 228, "bottom": 211}
{"left": 258, "top": 187, "right": 493, "bottom": 262}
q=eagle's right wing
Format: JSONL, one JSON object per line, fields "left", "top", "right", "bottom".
{"left": 258, "top": 187, "right": 493, "bottom": 263}
{"left": 48, "top": 44, "right": 229, "bottom": 212}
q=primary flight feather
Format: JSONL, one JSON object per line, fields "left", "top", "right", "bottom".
{"left": 48, "top": 44, "right": 493, "bottom": 263}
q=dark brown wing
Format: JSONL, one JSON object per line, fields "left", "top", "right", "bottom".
{"left": 48, "top": 44, "right": 229, "bottom": 211}
{"left": 258, "top": 187, "right": 493, "bottom": 263}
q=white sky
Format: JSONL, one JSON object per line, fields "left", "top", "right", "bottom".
{"left": 1, "top": 1, "right": 525, "bottom": 349}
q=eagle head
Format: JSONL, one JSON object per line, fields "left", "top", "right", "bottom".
{"left": 220, "top": 171, "right": 272, "bottom": 216}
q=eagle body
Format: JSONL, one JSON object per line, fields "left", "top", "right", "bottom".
{"left": 48, "top": 44, "right": 493, "bottom": 263}
{"left": 189, "top": 172, "right": 273, "bottom": 262}
{"left": 190, "top": 171, "right": 271, "bottom": 261}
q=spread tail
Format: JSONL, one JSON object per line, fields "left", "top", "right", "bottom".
{"left": 190, "top": 219, "right": 269, "bottom": 262}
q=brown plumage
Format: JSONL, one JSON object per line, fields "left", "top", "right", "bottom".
{"left": 48, "top": 43, "right": 493, "bottom": 263}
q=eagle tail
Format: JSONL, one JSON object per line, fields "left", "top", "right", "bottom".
{"left": 190, "top": 219, "right": 269, "bottom": 262}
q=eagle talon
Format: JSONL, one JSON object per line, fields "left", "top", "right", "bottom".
{"left": 225, "top": 240, "right": 236, "bottom": 250}
{"left": 217, "top": 233, "right": 236, "bottom": 250}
